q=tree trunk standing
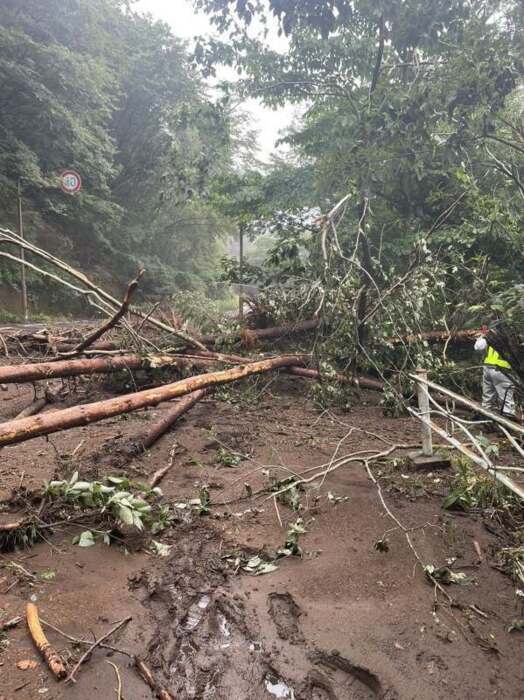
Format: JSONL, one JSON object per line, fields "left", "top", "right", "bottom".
{"left": 355, "top": 197, "right": 373, "bottom": 355}
{"left": 354, "top": 15, "right": 384, "bottom": 365}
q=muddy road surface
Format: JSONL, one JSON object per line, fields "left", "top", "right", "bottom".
{"left": 1, "top": 374, "right": 523, "bottom": 699}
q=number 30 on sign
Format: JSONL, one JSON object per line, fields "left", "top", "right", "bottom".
{"left": 60, "top": 170, "right": 82, "bottom": 194}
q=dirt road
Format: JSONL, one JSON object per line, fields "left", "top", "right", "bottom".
{"left": 1, "top": 376, "right": 523, "bottom": 699}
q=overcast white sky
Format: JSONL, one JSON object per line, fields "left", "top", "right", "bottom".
{"left": 135, "top": 0, "right": 297, "bottom": 162}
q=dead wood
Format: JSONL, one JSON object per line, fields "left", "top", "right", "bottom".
{"left": 14, "top": 397, "right": 49, "bottom": 419}
{"left": 1, "top": 616, "right": 22, "bottom": 630}
{"left": 66, "top": 616, "right": 132, "bottom": 684}
{"left": 0, "top": 227, "right": 207, "bottom": 351}
{"left": 149, "top": 444, "right": 177, "bottom": 487}
{"left": 134, "top": 658, "right": 175, "bottom": 700}
{"left": 199, "top": 318, "right": 319, "bottom": 347}
{"left": 142, "top": 388, "right": 208, "bottom": 451}
{"left": 12, "top": 386, "right": 63, "bottom": 419}
{"left": 26, "top": 603, "right": 67, "bottom": 680}
{"left": 0, "top": 353, "right": 198, "bottom": 385}
{"left": 0, "top": 355, "right": 307, "bottom": 446}
{"left": 60, "top": 269, "right": 144, "bottom": 356}
{"left": 0, "top": 517, "right": 31, "bottom": 532}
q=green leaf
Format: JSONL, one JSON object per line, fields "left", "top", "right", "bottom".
{"left": 74, "top": 531, "right": 96, "bottom": 547}
{"left": 118, "top": 505, "right": 135, "bottom": 526}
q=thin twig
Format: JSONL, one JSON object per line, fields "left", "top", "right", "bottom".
{"left": 40, "top": 619, "right": 133, "bottom": 658}
{"left": 66, "top": 616, "right": 132, "bottom": 684}
{"left": 107, "top": 660, "right": 123, "bottom": 700}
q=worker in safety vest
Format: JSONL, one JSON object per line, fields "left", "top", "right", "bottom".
{"left": 474, "top": 326, "right": 516, "bottom": 418}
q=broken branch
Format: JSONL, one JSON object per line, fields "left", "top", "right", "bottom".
{"left": 142, "top": 388, "right": 208, "bottom": 451}
{"left": 134, "top": 658, "right": 174, "bottom": 700}
{"left": 61, "top": 269, "right": 144, "bottom": 356}
{"left": 26, "top": 603, "right": 67, "bottom": 680}
{"left": 66, "top": 615, "right": 132, "bottom": 684}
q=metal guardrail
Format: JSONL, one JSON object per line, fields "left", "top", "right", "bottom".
{"left": 410, "top": 370, "right": 524, "bottom": 500}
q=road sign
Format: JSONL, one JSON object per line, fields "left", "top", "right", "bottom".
{"left": 60, "top": 170, "right": 82, "bottom": 194}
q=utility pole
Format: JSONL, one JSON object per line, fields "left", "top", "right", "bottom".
{"left": 238, "top": 225, "right": 244, "bottom": 320}
{"left": 17, "top": 179, "right": 29, "bottom": 322}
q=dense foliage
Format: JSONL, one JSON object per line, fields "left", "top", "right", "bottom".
{"left": 196, "top": 0, "right": 523, "bottom": 386}
{"left": 0, "top": 0, "right": 237, "bottom": 311}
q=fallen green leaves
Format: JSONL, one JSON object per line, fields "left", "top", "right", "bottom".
{"left": 424, "top": 564, "right": 476, "bottom": 586}
{"left": 224, "top": 553, "right": 278, "bottom": 576}
{"left": 495, "top": 547, "right": 524, "bottom": 585}
{"left": 443, "top": 458, "right": 516, "bottom": 511}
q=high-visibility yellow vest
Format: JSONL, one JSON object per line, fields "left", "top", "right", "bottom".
{"left": 484, "top": 346, "right": 511, "bottom": 369}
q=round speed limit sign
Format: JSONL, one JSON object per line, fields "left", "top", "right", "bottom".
{"left": 60, "top": 170, "right": 82, "bottom": 194}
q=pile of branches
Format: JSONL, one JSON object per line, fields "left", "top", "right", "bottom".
{"left": 0, "top": 221, "right": 499, "bottom": 451}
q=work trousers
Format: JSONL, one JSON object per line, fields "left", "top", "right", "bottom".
{"left": 482, "top": 365, "right": 515, "bottom": 416}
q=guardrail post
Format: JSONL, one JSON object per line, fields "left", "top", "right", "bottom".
{"left": 416, "top": 368, "right": 433, "bottom": 457}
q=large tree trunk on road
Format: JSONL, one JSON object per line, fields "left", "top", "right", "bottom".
{"left": 0, "top": 354, "right": 218, "bottom": 385}
{"left": 0, "top": 355, "right": 306, "bottom": 447}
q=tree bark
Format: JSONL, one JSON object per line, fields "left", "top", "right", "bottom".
{"left": 0, "top": 354, "right": 213, "bottom": 385}
{"left": 0, "top": 355, "right": 307, "bottom": 447}
{"left": 141, "top": 389, "right": 208, "bottom": 450}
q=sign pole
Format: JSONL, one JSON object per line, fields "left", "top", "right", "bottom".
{"left": 238, "top": 226, "right": 244, "bottom": 320}
{"left": 17, "top": 179, "right": 29, "bottom": 322}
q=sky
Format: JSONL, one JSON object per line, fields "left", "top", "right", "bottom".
{"left": 135, "top": 0, "right": 298, "bottom": 162}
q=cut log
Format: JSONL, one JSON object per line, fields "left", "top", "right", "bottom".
{"left": 141, "top": 388, "right": 208, "bottom": 450}
{"left": 0, "top": 354, "right": 209, "bottom": 385}
{"left": 0, "top": 355, "right": 307, "bottom": 447}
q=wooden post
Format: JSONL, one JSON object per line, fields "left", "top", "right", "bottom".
{"left": 416, "top": 368, "right": 433, "bottom": 456}
{"left": 17, "top": 180, "right": 29, "bottom": 321}
{"left": 238, "top": 226, "right": 244, "bottom": 320}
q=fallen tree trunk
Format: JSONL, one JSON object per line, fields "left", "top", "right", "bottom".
{"left": 0, "top": 355, "right": 307, "bottom": 447}
{"left": 0, "top": 354, "right": 213, "bottom": 385}
{"left": 199, "top": 319, "right": 319, "bottom": 347}
{"left": 141, "top": 389, "right": 208, "bottom": 450}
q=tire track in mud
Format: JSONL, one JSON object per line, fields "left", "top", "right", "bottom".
{"left": 134, "top": 522, "right": 397, "bottom": 700}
